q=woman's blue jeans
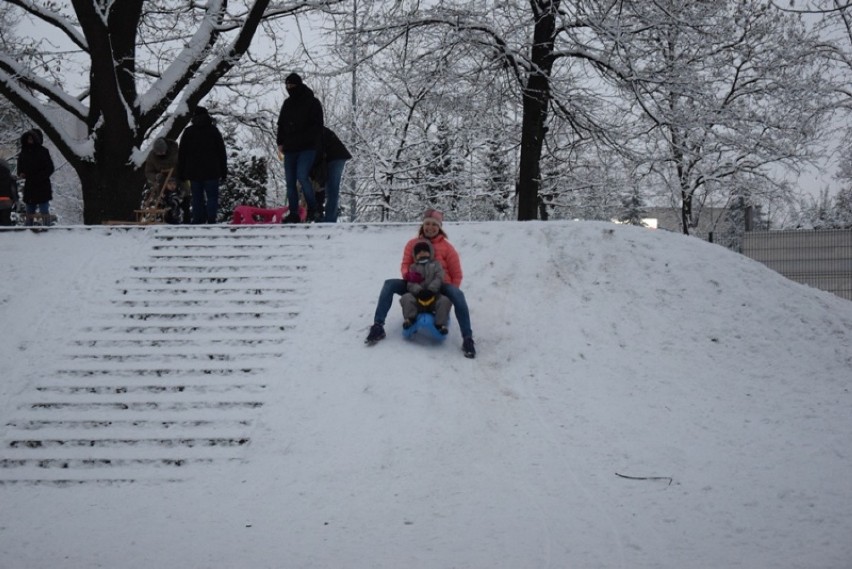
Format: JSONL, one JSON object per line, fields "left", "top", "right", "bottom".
{"left": 373, "top": 278, "right": 473, "bottom": 338}
{"left": 323, "top": 158, "right": 348, "bottom": 222}
{"left": 284, "top": 149, "right": 318, "bottom": 213}
{"left": 190, "top": 179, "right": 220, "bottom": 224}
{"left": 24, "top": 202, "right": 50, "bottom": 226}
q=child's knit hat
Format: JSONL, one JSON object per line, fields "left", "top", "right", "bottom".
{"left": 413, "top": 240, "right": 432, "bottom": 258}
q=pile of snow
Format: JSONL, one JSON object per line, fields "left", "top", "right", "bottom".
{"left": 0, "top": 221, "right": 850, "bottom": 569}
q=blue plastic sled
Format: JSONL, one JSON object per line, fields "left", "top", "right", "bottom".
{"left": 402, "top": 313, "right": 449, "bottom": 342}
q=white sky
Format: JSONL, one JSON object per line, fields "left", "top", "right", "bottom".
{"left": 0, "top": 220, "right": 850, "bottom": 568}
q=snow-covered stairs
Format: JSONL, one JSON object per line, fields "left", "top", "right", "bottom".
{"left": 0, "top": 225, "right": 325, "bottom": 486}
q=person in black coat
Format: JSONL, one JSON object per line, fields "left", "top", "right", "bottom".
{"left": 17, "top": 129, "right": 54, "bottom": 226}
{"left": 276, "top": 73, "right": 324, "bottom": 223}
{"left": 177, "top": 106, "right": 228, "bottom": 224}
{"left": 0, "top": 158, "right": 19, "bottom": 226}
{"left": 310, "top": 127, "right": 352, "bottom": 223}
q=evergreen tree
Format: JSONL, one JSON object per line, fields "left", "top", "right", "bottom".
{"left": 219, "top": 132, "right": 268, "bottom": 222}
{"left": 834, "top": 186, "right": 852, "bottom": 228}
{"left": 423, "top": 122, "right": 459, "bottom": 212}
{"left": 619, "top": 186, "right": 647, "bottom": 226}
{"left": 483, "top": 138, "right": 513, "bottom": 219}
{"left": 793, "top": 188, "right": 837, "bottom": 229}
{"left": 538, "top": 156, "right": 562, "bottom": 221}
{"left": 721, "top": 195, "right": 748, "bottom": 252}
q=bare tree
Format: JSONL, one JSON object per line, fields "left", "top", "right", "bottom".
{"left": 598, "top": 1, "right": 835, "bottom": 234}
{"left": 0, "top": 1, "right": 341, "bottom": 224}
{"left": 0, "top": 4, "right": 30, "bottom": 156}
{"left": 777, "top": 1, "right": 852, "bottom": 204}
{"left": 341, "top": 1, "right": 842, "bottom": 227}
{"left": 335, "top": 7, "right": 515, "bottom": 221}
{"left": 342, "top": 1, "right": 629, "bottom": 220}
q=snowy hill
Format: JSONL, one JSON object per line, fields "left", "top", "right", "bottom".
{"left": 0, "top": 221, "right": 850, "bottom": 569}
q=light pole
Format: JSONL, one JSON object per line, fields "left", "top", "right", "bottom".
{"left": 348, "top": 0, "right": 358, "bottom": 222}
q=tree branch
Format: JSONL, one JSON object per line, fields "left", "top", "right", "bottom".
{"left": 5, "top": 0, "right": 88, "bottom": 51}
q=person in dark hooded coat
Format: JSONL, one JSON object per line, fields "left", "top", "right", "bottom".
{"left": 309, "top": 126, "right": 352, "bottom": 223}
{"left": 17, "top": 129, "right": 54, "bottom": 225}
{"left": 177, "top": 106, "right": 228, "bottom": 224}
{"left": 275, "top": 73, "right": 324, "bottom": 223}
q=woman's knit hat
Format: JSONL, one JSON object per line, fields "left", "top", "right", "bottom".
{"left": 423, "top": 208, "right": 443, "bottom": 227}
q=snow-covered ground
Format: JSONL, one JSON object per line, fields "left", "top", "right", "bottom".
{"left": 0, "top": 221, "right": 850, "bottom": 569}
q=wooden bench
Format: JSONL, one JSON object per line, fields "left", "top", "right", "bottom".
{"left": 134, "top": 207, "right": 169, "bottom": 224}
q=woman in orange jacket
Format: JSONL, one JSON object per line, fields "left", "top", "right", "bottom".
{"left": 365, "top": 209, "right": 476, "bottom": 358}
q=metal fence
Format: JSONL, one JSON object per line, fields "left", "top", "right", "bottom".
{"left": 741, "top": 229, "right": 852, "bottom": 301}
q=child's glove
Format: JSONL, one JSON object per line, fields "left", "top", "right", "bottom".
{"left": 404, "top": 270, "right": 424, "bottom": 283}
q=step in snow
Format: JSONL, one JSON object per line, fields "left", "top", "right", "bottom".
{"left": 0, "top": 226, "right": 315, "bottom": 484}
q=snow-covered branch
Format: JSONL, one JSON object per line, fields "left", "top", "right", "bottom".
{"left": 5, "top": 0, "right": 88, "bottom": 51}
{"left": 136, "top": 0, "right": 228, "bottom": 116}
{"left": 0, "top": 55, "right": 88, "bottom": 122}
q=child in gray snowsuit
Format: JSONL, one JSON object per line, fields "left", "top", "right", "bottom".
{"left": 161, "top": 177, "right": 184, "bottom": 225}
{"left": 399, "top": 240, "right": 452, "bottom": 334}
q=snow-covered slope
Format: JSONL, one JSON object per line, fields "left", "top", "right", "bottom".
{"left": 0, "top": 221, "right": 850, "bottom": 569}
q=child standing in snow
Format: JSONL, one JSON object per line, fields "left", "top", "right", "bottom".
{"left": 399, "top": 240, "right": 452, "bottom": 334}
{"left": 161, "top": 177, "right": 184, "bottom": 225}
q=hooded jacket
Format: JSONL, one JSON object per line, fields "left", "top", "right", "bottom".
{"left": 321, "top": 127, "right": 352, "bottom": 161}
{"left": 403, "top": 240, "right": 445, "bottom": 297}
{"left": 276, "top": 84, "right": 324, "bottom": 153}
{"left": 17, "top": 129, "right": 54, "bottom": 205}
{"left": 177, "top": 110, "right": 228, "bottom": 181}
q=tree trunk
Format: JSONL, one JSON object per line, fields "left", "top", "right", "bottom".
{"left": 77, "top": 163, "right": 146, "bottom": 224}
{"left": 515, "top": 0, "right": 559, "bottom": 221}
{"left": 670, "top": 126, "right": 692, "bottom": 236}
{"left": 681, "top": 188, "right": 693, "bottom": 236}
{"left": 70, "top": 113, "right": 147, "bottom": 224}
{"left": 516, "top": 85, "right": 549, "bottom": 221}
